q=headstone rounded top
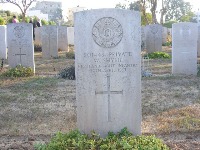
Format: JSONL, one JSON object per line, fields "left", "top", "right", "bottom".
{"left": 92, "top": 17, "right": 123, "bottom": 48}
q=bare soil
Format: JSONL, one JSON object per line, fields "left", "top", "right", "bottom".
{"left": 0, "top": 49, "right": 200, "bottom": 150}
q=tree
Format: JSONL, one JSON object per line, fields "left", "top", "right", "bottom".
{"left": 0, "top": 0, "right": 36, "bottom": 22}
{"left": 164, "top": 0, "right": 192, "bottom": 22}
{"left": 180, "top": 11, "right": 196, "bottom": 22}
{"left": 147, "top": 0, "right": 158, "bottom": 24}
{"left": 141, "top": 12, "right": 152, "bottom": 25}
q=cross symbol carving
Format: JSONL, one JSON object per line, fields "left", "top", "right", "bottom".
{"left": 15, "top": 48, "right": 26, "bottom": 64}
{"left": 95, "top": 76, "right": 123, "bottom": 122}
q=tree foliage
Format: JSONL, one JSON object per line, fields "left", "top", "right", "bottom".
{"left": 0, "top": 0, "right": 36, "bottom": 21}
{"left": 164, "top": 0, "right": 192, "bottom": 22}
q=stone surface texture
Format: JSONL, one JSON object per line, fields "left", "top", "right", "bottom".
{"left": 58, "top": 26, "right": 68, "bottom": 51}
{"left": 162, "top": 26, "right": 168, "bottom": 44}
{"left": 0, "top": 25, "right": 7, "bottom": 59}
{"left": 34, "top": 27, "right": 42, "bottom": 45}
{"left": 75, "top": 9, "right": 141, "bottom": 137}
{"left": 67, "top": 27, "right": 74, "bottom": 45}
{"left": 146, "top": 24, "right": 162, "bottom": 53}
{"left": 7, "top": 23, "right": 35, "bottom": 72}
{"left": 41, "top": 25, "right": 58, "bottom": 58}
{"left": 172, "top": 22, "right": 198, "bottom": 75}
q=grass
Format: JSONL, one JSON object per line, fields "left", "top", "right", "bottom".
{"left": 157, "top": 105, "right": 200, "bottom": 133}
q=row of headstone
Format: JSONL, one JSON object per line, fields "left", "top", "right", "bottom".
{"left": 0, "top": 25, "right": 7, "bottom": 59}
{"left": 2, "top": 9, "right": 200, "bottom": 139}
{"left": 35, "top": 26, "right": 72, "bottom": 49}
{"left": 74, "top": 9, "right": 200, "bottom": 138}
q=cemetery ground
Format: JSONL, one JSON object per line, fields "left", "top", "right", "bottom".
{"left": 0, "top": 46, "right": 200, "bottom": 150}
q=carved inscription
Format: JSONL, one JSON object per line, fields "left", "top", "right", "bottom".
{"left": 92, "top": 17, "right": 123, "bottom": 48}
{"left": 95, "top": 75, "right": 123, "bottom": 122}
{"left": 14, "top": 26, "right": 25, "bottom": 38}
{"left": 78, "top": 52, "right": 137, "bottom": 73}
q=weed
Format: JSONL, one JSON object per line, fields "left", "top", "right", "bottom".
{"left": 1, "top": 65, "right": 34, "bottom": 77}
{"left": 58, "top": 65, "right": 75, "bottom": 80}
{"left": 34, "top": 128, "right": 169, "bottom": 150}
{"left": 145, "top": 52, "right": 171, "bottom": 59}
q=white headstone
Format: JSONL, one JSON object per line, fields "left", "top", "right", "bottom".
{"left": 162, "top": 26, "right": 168, "bottom": 44}
{"left": 146, "top": 24, "right": 162, "bottom": 53}
{"left": 67, "top": 27, "right": 74, "bottom": 45}
{"left": 75, "top": 9, "right": 141, "bottom": 137}
{"left": 41, "top": 26, "right": 58, "bottom": 58}
{"left": 34, "top": 27, "right": 42, "bottom": 45}
{"left": 58, "top": 26, "right": 68, "bottom": 51}
{"left": 141, "top": 26, "right": 146, "bottom": 50}
{"left": 7, "top": 23, "right": 35, "bottom": 72}
{"left": 0, "top": 25, "right": 7, "bottom": 59}
{"left": 172, "top": 22, "right": 198, "bottom": 75}
{"left": 197, "top": 26, "right": 200, "bottom": 57}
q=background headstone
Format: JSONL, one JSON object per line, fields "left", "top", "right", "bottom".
{"left": 197, "top": 26, "right": 200, "bottom": 57}
{"left": 58, "top": 26, "right": 68, "bottom": 51}
{"left": 141, "top": 26, "right": 146, "bottom": 51}
{"left": 7, "top": 23, "right": 35, "bottom": 72}
{"left": 172, "top": 22, "right": 198, "bottom": 75}
{"left": 41, "top": 25, "right": 58, "bottom": 58}
{"left": 34, "top": 27, "right": 42, "bottom": 45}
{"left": 75, "top": 9, "right": 141, "bottom": 137}
{"left": 0, "top": 25, "right": 7, "bottom": 59}
{"left": 146, "top": 24, "right": 162, "bottom": 53}
{"left": 162, "top": 26, "right": 168, "bottom": 44}
{"left": 67, "top": 27, "right": 74, "bottom": 45}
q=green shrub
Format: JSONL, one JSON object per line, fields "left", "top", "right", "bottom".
{"left": 2, "top": 65, "right": 34, "bottom": 77}
{"left": 162, "top": 41, "right": 172, "bottom": 46}
{"left": 41, "top": 19, "right": 49, "bottom": 25}
{"left": 34, "top": 128, "right": 169, "bottom": 150}
{"left": 0, "top": 17, "right": 5, "bottom": 25}
{"left": 145, "top": 52, "right": 171, "bottom": 59}
{"left": 66, "top": 51, "right": 75, "bottom": 59}
{"left": 198, "top": 66, "right": 200, "bottom": 77}
{"left": 58, "top": 65, "right": 75, "bottom": 80}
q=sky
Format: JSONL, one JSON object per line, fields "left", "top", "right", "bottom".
{"left": 1, "top": 0, "right": 200, "bottom": 13}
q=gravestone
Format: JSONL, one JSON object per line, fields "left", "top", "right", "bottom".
{"left": 34, "top": 27, "right": 42, "bottom": 45}
{"left": 141, "top": 26, "right": 146, "bottom": 51}
{"left": 7, "top": 23, "right": 35, "bottom": 72}
{"left": 41, "top": 26, "right": 58, "bottom": 58}
{"left": 172, "top": 22, "right": 198, "bottom": 75}
{"left": 58, "top": 26, "right": 68, "bottom": 51}
{"left": 146, "top": 24, "right": 162, "bottom": 53}
{"left": 197, "top": 26, "right": 200, "bottom": 57}
{"left": 0, "top": 25, "right": 7, "bottom": 59}
{"left": 75, "top": 9, "right": 141, "bottom": 137}
{"left": 67, "top": 27, "right": 74, "bottom": 45}
{"left": 162, "top": 27, "right": 168, "bottom": 44}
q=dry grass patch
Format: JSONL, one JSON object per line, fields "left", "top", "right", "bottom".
{"left": 157, "top": 105, "right": 200, "bottom": 133}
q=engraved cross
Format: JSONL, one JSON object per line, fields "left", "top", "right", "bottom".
{"left": 95, "top": 76, "right": 123, "bottom": 122}
{"left": 15, "top": 48, "right": 26, "bottom": 64}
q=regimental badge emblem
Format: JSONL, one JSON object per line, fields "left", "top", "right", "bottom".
{"left": 14, "top": 26, "right": 25, "bottom": 38}
{"left": 92, "top": 17, "right": 123, "bottom": 48}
